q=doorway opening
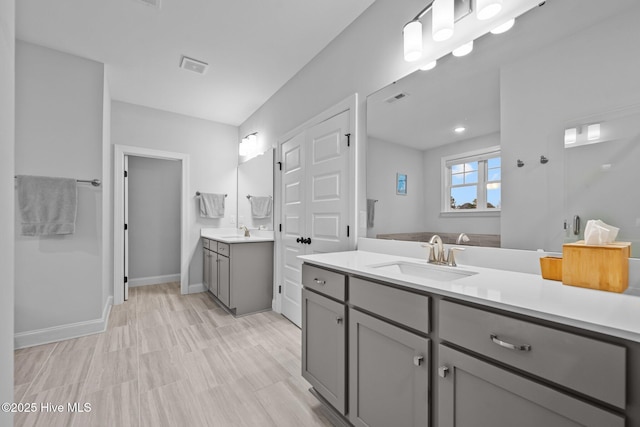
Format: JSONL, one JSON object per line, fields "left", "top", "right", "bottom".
{"left": 114, "top": 145, "right": 190, "bottom": 305}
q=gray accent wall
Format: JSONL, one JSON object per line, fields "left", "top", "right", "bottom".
{"left": 128, "top": 156, "right": 181, "bottom": 280}
{"left": 0, "top": 0, "right": 15, "bottom": 421}
{"left": 14, "top": 41, "right": 105, "bottom": 333}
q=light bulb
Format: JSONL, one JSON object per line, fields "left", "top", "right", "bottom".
{"left": 564, "top": 128, "right": 577, "bottom": 144}
{"left": 587, "top": 124, "right": 601, "bottom": 141}
{"left": 477, "top": 0, "right": 503, "bottom": 20}
{"left": 239, "top": 138, "right": 249, "bottom": 156}
{"left": 432, "top": 0, "right": 454, "bottom": 42}
{"left": 403, "top": 21, "right": 423, "bottom": 62}
{"left": 452, "top": 40, "right": 474, "bottom": 57}
{"left": 490, "top": 18, "right": 515, "bottom": 34}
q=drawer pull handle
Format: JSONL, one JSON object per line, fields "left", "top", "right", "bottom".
{"left": 438, "top": 366, "right": 449, "bottom": 378}
{"left": 413, "top": 355, "right": 424, "bottom": 367}
{"left": 490, "top": 334, "right": 531, "bottom": 352}
{"left": 314, "top": 278, "right": 326, "bottom": 285}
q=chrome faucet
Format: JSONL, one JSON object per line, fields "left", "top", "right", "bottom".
{"left": 429, "top": 235, "right": 446, "bottom": 264}
{"left": 456, "top": 233, "right": 470, "bottom": 245}
{"left": 239, "top": 225, "right": 250, "bottom": 237}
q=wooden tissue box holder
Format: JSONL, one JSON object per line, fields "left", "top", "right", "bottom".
{"left": 562, "top": 241, "right": 631, "bottom": 293}
{"left": 540, "top": 257, "right": 562, "bottom": 281}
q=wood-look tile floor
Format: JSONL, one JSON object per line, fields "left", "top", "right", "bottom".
{"left": 14, "top": 283, "right": 335, "bottom": 427}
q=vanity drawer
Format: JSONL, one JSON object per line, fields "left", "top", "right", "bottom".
{"left": 202, "top": 238, "right": 210, "bottom": 250}
{"left": 439, "top": 300, "right": 626, "bottom": 408}
{"left": 216, "top": 242, "right": 230, "bottom": 257}
{"left": 350, "top": 277, "right": 430, "bottom": 334}
{"left": 302, "top": 264, "right": 346, "bottom": 302}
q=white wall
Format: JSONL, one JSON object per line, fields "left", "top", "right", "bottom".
{"left": 501, "top": 6, "right": 640, "bottom": 251}
{"left": 102, "top": 74, "right": 112, "bottom": 308}
{"left": 237, "top": 150, "right": 274, "bottom": 230}
{"left": 111, "top": 101, "right": 238, "bottom": 286}
{"left": 14, "top": 41, "right": 105, "bottom": 334}
{"left": 366, "top": 137, "right": 424, "bottom": 237}
{"left": 128, "top": 156, "right": 181, "bottom": 281}
{"left": 0, "top": 0, "right": 15, "bottom": 421}
{"left": 423, "top": 133, "right": 501, "bottom": 235}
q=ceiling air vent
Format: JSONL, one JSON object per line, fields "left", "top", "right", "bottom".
{"left": 180, "top": 56, "right": 209, "bottom": 75}
{"left": 385, "top": 92, "right": 409, "bottom": 104}
{"left": 135, "top": 0, "right": 161, "bottom": 8}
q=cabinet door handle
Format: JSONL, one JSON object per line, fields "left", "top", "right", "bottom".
{"left": 490, "top": 334, "right": 531, "bottom": 352}
{"left": 438, "top": 366, "right": 449, "bottom": 378}
{"left": 336, "top": 317, "right": 343, "bottom": 324}
{"left": 314, "top": 278, "right": 326, "bottom": 285}
{"left": 413, "top": 355, "right": 424, "bottom": 367}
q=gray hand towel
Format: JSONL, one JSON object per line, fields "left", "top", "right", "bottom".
{"left": 250, "top": 196, "right": 273, "bottom": 218}
{"left": 367, "top": 199, "right": 376, "bottom": 228}
{"left": 17, "top": 175, "right": 78, "bottom": 236}
{"left": 199, "top": 193, "right": 225, "bottom": 218}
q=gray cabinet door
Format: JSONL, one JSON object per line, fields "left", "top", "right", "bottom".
{"left": 218, "top": 255, "right": 230, "bottom": 307}
{"left": 349, "top": 309, "right": 429, "bottom": 427}
{"left": 302, "top": 289, "right": 346, "bottom": 414}
{"left": 203, "top": 249, "right": 211, "bottom": 291}
{"left": 438, "top": 345, "right": 625, "bottom": 427}
{"left": 210, "top": 253, "right": 219, "bottom": 298}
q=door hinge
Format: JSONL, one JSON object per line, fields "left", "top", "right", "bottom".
{"left": 277, "top": 161, "right": 282, "bottom": 171}
{"left": 124, "top": 223, "right": 128, "bottom": 230}
{"left": 279, "top": 224, "right": 282, "bottom": 232}
{"left": 278, "top": 285, "right": 282, "bottom": 294}
{"left": 124, "top": 171, "right": 128, "bottom": 178}
{"left": 347, "top": 225, "right": 350, "bottom": 237}
{"left": 345, "top": 133, "right": 351, "bottom": 147}
{"left": 124, "top": 276, "right": 128, "bottom": 283}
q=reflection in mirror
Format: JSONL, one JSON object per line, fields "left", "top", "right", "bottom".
{"left": 237, "top": 149, "right": 274, "bottom": 230}
{"left": 366, "top": 0, "right": 640, "bottom": 255}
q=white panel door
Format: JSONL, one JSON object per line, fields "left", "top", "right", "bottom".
{"left": 281, "top": 132, "right": 307, "bottom": 326}
{"left": 306, "top": 110, "right": 351, "bottom": 255}
{"left": 280, "top": 110, "right": 351, "bottom": 327}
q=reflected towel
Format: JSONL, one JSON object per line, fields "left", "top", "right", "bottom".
{"left": 17, "top": 175, "right": 77, "bottom": 236}
{"left": 367, "top": 199, "right": 376, "bottom": 228}
{"left": 250, "top": 196, "right": 273, "bottom": 218}
{"left": 199, "top": 193, "right": 225, "bottom": 218}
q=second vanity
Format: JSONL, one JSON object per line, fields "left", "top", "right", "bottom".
{"left": 299, "top": 246, "right": 640, "bottom": 427}
{"left": 201, "top": 229, "right": 274, "bottom": 316}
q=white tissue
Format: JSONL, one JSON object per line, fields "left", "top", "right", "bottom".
{"left": 584, "top": 219, "right": 619, "bottom": 245}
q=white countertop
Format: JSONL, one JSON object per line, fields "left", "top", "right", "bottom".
{"left": 201, "top": 228, "right": 274, "bottom": 243}
{"left": 299, "top": 250, "right": 640, "bottom": 343}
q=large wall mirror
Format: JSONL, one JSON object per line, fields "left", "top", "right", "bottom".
{"left": 366, "top": 0, "right": 640, "bottom": 256}
{"left": 237, "top": 149, "right": 274, "bottom": 231}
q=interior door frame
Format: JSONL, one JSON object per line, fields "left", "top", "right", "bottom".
{"left": 274, "top": 93, "right": 359, "bottom": 314}
{"left": 113, "top": 144, "right": 190, "bottom": 305}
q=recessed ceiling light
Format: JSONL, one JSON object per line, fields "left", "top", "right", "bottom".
{"left": 419, "top": 61, "right": 437, "bottom": 71}
{"left": 454, "top": 126, "right": 466, "bottom": 133}
{"left": 490, "top": 18, "right": 515, "bottom": 34}
{"left": 452, "top": 41, "right": 473, "bottom": 57}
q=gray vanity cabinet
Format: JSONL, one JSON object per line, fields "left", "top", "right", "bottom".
{"left": 438, "top": 345, "right": 625, "bottom": 427}
{"left": 301, "top": 288, "right": 346, "bottom": 414}
{"left": 349, "top": 309, "right": 429, "bottom": 427}
{"left": 217, "top": 252, "right": 230, "bottom": 307}
{"left": 203, "top": 242, "right": 212, "bottom": 292}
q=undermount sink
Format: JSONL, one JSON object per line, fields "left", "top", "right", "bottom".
{"left": 368, "top": 261, "right": 478, "bottom": 282}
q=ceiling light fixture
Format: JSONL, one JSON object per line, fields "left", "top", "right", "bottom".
{"left": 490, "top": 18, "right": 515, "bottom": 34}
{"left": 403, "top": 20, "right": 423, "bottom": 62}
{"left": 587, "top": 123, "right": 601, "bottom": 141}
{"left": 452, "top": 40, "right": 474, "bottom": 57}
{"left": 564, "top": 128, "right": 577, "bottom": 145}
{"left": 239, "top": 132, "right": 258, "bottom": 157}
{"left": 433, "top": 0, "right": 454, "bottom": 42}
{"left": 419, "top": 60, "right": 437, "bottom": 71}
{"left": 477, "top": 0, "right": 503, "bottom": 20}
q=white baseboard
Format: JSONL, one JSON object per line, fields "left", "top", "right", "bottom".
{"left": 14, "top": 296, "right": 113, "bottom": 350}
{"left": 129, "top": 274, "right": 180, "bottom": 287}
{"left": 188, "top": 282, "right": 206, "bottom": 294}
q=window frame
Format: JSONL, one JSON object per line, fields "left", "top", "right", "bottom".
{"left": 441, "top": 146, "right": 501, "bottom": 215}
